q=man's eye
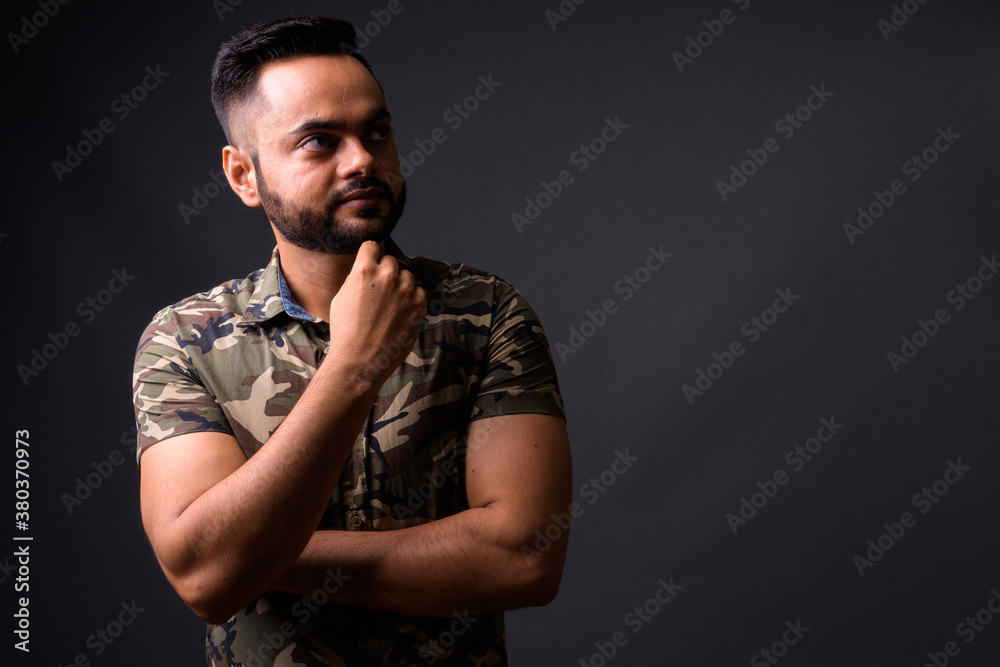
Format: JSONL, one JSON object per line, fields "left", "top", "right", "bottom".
{"left": 303, "top": 136, "right": 331, "bottom": 149}
{"left": 367, "top": 126, "right": 392, "bottom": 141}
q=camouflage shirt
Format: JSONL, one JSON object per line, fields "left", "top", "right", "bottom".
{"left": 132, "top": 238, "right": 565, "bottom": 666}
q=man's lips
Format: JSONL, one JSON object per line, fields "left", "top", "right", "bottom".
{"left": 337, "top": 187, "right": 384, "bottom": 208}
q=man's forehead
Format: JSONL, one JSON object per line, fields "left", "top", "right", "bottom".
{"left": 255, "top": 54, "right": 387, "bottom": 129}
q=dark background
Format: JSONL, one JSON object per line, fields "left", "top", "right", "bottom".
{"left": 4, "top": 0, "right": 999, "bottom": 664}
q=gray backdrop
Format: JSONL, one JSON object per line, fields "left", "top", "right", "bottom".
{"left": 5, "top": 0, "right": 999, "bottom": 664}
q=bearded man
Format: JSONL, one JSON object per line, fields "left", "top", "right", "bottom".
{"left": 132, "top": 16, "right": 571, "bottom": 667}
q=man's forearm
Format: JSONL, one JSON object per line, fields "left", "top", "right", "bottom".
{"left": 273, "top": 506, "right": 567, "bottom": 617}
{"left": 156, "top": 359, "right": 378, "bottom": 620}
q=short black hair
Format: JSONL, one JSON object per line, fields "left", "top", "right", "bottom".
{"left": 211, "top": 16, "right": 379, "bottom": 145}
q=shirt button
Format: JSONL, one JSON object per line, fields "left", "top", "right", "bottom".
{"left": 350, "top": 515, "right": 363, "bottom": 528}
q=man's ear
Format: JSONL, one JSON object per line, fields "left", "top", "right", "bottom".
{"left": 222, "top": 145, "right": 262, "bottom": 208}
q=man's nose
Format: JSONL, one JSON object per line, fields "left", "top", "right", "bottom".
{"left": 338, "top": 138, "right": 377, "bottom": 177}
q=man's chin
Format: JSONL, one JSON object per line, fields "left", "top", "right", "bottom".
{"left": 312, "top": 221, "right": 394, "bottom": 255}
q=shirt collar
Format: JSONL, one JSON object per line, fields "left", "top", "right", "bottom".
{"left": 383, "top": 235, "right": 412, "bottom": 274}
{"left": 239, "top": 247, "right": 287, "bottom": 324}
{"left": 276, "top": 254, "right": 315, "bottom": 321}
{"left": 239, "top": 238, "right": 413, "bottom": 325}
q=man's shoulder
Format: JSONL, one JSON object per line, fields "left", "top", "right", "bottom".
{"left": 404, "top": 251, "right": 514, "bottom": 304}
{"left": 141, "top": 265, "right": 270, "bottom": 340}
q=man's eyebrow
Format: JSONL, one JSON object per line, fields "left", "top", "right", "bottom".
{"left": 286, "top": 108, "right": 391, "bottom": 136}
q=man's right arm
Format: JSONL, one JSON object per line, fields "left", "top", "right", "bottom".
{"left": 138, "top": 241, "right": 426, "bottom": 624}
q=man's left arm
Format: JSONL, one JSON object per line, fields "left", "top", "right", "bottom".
{"left": 273, "top": 412, "right": 571, "bottom": 616}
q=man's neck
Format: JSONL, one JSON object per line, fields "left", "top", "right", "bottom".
{"left": 275, "top": 237, "right": 385, "bottom": 322}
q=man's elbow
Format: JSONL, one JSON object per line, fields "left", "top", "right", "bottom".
{"left": 189, "top": 599, "right": 236, "bottom": 626}
{"left": 521, "top": 571, "right": 562, "bottom": 607}
{"left": 151, "top": 534, "right": 269, "bottom": 624}
{"left": 508, "top": 542, "right": 567, "bottom": 608}
{"left": 173, "top": 574, "right": 244, "bottom": 625}
{"left": 157, "top": 550, "right": 256, "bottom": 624}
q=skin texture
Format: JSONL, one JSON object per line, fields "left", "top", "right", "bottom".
{"left": 139, "top": 54, "right": 572, "bottom": 624}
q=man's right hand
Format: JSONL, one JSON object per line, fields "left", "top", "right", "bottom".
{"left": 326, "top": 240, "right": 427, "bottom": 390}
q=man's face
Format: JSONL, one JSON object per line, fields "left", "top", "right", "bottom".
{"left": 244, "top": 54, "right": 406, "bottom": 254}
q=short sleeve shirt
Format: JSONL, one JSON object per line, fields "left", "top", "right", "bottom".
{"left": 132, "top": 238, "right": 565, "bottom": 666}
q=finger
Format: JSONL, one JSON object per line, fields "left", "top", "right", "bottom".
{"left": 378, "top": 253, "right": 400, "bottom": 276}
{"left": 353, "top": 240, "right": 381, "bottom": 271}
{"left": 398, "top": 268, "right": 417, "bottom": 290}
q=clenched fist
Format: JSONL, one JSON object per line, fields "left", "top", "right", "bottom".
{"left": 326, "top": 240, "right": 427, "bottom": 390}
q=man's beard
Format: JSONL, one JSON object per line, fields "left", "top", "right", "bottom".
{"left": 254, "top": 158, "right": 407, "bottom": 255}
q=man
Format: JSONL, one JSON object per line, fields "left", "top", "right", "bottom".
{"left": 132, "top": 16, "right": 571, "bottom": 666}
